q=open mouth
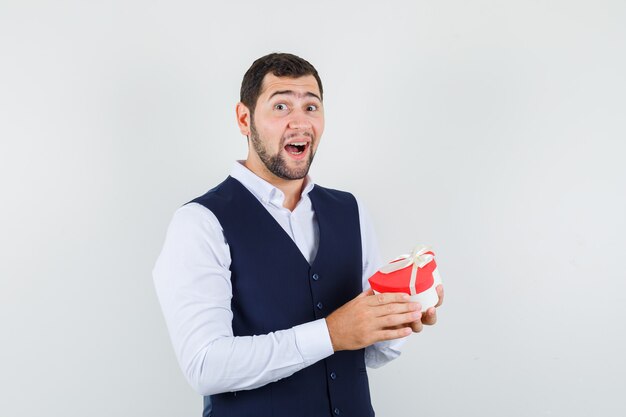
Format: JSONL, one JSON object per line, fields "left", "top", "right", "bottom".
{"left": 284, "top": 142, "right": 309, "bottom": 156}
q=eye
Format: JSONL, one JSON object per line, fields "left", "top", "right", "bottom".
{"left": 306, "top": 104, "right": 318, "bottom": 111}
{"left": 274, "top": 103, "right": 288, "bottom": 111}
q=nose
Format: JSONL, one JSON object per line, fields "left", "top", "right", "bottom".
{"left": 288, "top": 110, "right": 313, "bottom": 130}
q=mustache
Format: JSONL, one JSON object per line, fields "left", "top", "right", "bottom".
{"left": 282, "top": 131, "right": 315, "bottom": 143}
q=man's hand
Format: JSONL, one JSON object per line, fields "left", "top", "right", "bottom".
{"left": 325, "top": 289, "right": 422, "bottom": 352}
{"left": 409, "top": 284, "right": 444, "bottom": 333}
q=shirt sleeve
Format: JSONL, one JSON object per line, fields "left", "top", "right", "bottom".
{"left": 152, "top": 203, "right": 334, "bottom": 396}
{"left": 356, "top": 198, "right": 410, "bottom": 369}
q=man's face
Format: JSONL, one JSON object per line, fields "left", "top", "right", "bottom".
{"left": 247, "top": 73, "right": 324, "bottom": 181}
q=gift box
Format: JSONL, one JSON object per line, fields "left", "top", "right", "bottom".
{"left": 368, "top": 245, "right": 442, "bottom": 312}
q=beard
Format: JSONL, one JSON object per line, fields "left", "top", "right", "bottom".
{"left": 249, "top": 118, "right": 316, "bottom": 180}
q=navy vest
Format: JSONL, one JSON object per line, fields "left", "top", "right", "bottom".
{"left": 190, "top": 176, "right": 375, "bottom": 417}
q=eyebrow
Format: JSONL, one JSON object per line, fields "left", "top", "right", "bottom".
{"left": 268, "top": 90, "right": 322, "bottom": 102}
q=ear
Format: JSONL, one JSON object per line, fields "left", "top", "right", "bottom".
{"left": 236, "top": 102, "right": 251, "bottom": 137}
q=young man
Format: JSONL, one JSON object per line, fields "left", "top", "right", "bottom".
{"left": 153, "top": 53, "right": 443, "bottom": 417}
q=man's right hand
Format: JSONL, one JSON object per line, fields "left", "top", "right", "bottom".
{"left": 324, "top": 289, "right": 421, "bottom": 352}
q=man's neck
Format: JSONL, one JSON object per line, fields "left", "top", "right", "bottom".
{"left": 243, "top": 160, "right": 304, "bottom": 211}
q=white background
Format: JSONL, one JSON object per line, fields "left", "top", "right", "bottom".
{"left": 1, "top": 1, "right": 625, "bottom": 416}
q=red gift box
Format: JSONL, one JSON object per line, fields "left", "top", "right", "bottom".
{"left": 368, "top": 246, "right": 441, "bottom": 311}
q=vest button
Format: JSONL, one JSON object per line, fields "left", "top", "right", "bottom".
{"left": 312, "top": 273, "right": 319, "bottom": 281}
{"left": 316, "top": 302, "right": 323, "bottom": 310}
{"left": 334, "top": 407, "right": 340, "bottom": 415}
{"left": 330, "top": 372, "right": 336, "bottom": 380}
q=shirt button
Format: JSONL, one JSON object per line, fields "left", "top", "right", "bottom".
{"left": 312, "top": 273, "right": 319, "bottom": 281}
{"left": 330, "top": 372, "right": 336, "bottom": 380}
{"left": 334, "top": 407, "right": 340, "bottom": 415}
{"left": 316, "top": 302, "right": 323, "bottom": 310}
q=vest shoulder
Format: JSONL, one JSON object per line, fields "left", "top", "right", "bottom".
{"left": 186, "top": 177, "right": 237, "bottom": 208}
{"left": 310, "top": 184, "right": 358, "bottom": 206}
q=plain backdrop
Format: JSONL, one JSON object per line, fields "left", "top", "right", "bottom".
{"left": 1, "top": 1, "right": 625, "bottom": 416}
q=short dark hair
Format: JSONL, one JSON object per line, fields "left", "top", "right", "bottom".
{"left": 240, "top": 53, "right": 323, "bottom": 115}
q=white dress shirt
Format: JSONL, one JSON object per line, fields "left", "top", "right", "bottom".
{"left": 152, "top": 161, "right": 407, "bottom": 398}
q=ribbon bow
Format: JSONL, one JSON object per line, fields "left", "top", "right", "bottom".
{"left": 378, "top": 245, "right": 435, "bottom": 296}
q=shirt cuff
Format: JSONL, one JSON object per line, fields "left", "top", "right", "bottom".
{"left": 293, "top": 319, "right": 334, "bottom": 366}
{"left": 365, "top": 336, "right": 407, "bottom": 369}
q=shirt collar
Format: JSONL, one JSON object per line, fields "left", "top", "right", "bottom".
{"left": 230, "top": 160, "right": 315, "bottom": 208}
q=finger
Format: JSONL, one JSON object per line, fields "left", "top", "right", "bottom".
{"left": 435, "top": 284, "right": 444, "bottom": 307}
{"left": 368, "top": 292, "right": 411, "bottom": 306}
{"left": 410, "top": 320, "right": 423, "bottom": 333}
{"left": 379, "top": 310, "right": 422, "bottom": 328}
{"left": 373, "top": 301, "right": 421, "bottom": 317}
{"left": 376, "top": 326, "right": 412, "bottom": 342}
{"left": 421, "top": 307, "right": 437, "bottom": 326}
{"left": 358, "top": 288, "right": 374, "bottom": 298}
